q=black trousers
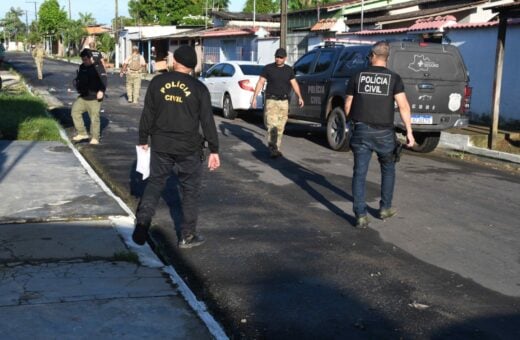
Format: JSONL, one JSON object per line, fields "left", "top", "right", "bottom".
{"left": 136, "top": 150, "right": 203, "bottom": 238}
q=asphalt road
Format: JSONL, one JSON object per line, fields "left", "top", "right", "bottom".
{"left": 7, "top": 52, "right": 520, "bottom": 339}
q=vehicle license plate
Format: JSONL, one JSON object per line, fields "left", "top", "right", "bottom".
{"left": 411, "top": 114, "right": 433, "bottom": 124}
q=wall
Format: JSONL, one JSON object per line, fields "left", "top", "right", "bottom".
{"left": 257, "top": 38, "right": 279, "bottom": 64}
{"left": 446, "top": 26, "right": 520, "bottom": 122}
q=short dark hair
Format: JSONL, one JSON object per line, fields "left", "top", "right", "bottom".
{"left": 80, "top": 48, "right": 93, "bottom": 58}
{"left": 371, "top": 41, "right": 389, "bottom": 59}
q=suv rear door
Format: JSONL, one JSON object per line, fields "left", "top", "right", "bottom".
{"left": 388, "top": 42, "right": 468, "bottom": 127}
{"left": 290, "top": 48, "right": 337, "bottom": 121}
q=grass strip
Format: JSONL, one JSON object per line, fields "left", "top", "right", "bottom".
{"left": 0, "top": 91, "right": 62, "bottom": 141}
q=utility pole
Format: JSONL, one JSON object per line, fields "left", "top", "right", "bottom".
{"left": 26, "top": 1, "right": 38, "bottom": 22}
{"left": 115, "top": 0, "right": 120, "bottom": 69}
{"left": 280, "top": 0, "right": 287, "bottom": 50}
{"left": 68, "top": 0, "right": 71, "bottom": 19}
{"left": 25, "top": 10, "right": 29, "bottom": 33}
{"left": 360, "top": 0, "right": 364, "bottom": 31}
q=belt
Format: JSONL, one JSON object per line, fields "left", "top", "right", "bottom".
{"left": 266, "top": 94, "right": 288, "bottom": 100}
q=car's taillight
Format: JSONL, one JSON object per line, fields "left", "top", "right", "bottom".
{"left": 463, "top": 85, "right": 472, "bottom": 113}
{"left": 239, "top": 79, "right": 255, "bottom": 92}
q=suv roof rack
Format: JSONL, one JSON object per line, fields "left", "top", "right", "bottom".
{"left": 322, "top": 38, "right": 375, "bottom": 47}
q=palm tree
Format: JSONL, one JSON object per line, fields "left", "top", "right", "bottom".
{"left": 79, "top": 12, "right": 96, "bottom": 26}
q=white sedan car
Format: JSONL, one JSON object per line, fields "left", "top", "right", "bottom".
{"left": 199, "top": 61, "right": 264, "bottom": 119}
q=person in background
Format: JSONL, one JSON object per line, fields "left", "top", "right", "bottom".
{"left": 150, "top": 46, "right": 156, "bottom": 73}
{"left": 0, "top": 38, "right": 6, "bottom": 69}
{"left": 71, "top": 49, "right": 107, "bottom": 145}
{"left": 120, "top": 46, "right": 146, "bottom": 104}
{"left": 251, "top": 48, "right": 304, "bottom": 158}
{"left": 132, "top": 45, "right": 220, "bottom": 249}
{"left": 344, "top": 41, "right": 415, "bottom": 228}
{"left": 32, "top": 43, "right": 45, "bottom": 80}
{"left": 89, "top": 41, "right": 105, "bottom": 67}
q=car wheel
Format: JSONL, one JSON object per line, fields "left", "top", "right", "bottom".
{"left": 222, "top": 94, "right": 237, "bottom": 120}
{"left": 411, "top": 132, "right": 441, "bottom": 153}
{"left": 326, "top": 107, "right": 350, "bottom": 152}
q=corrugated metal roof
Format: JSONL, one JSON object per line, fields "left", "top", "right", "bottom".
{"left": 407, "top": 15, "right": 457, "bottom": 32}
{"left": 448, "top": 17, "right": 520, "bottom": 29}
{"left": 346, "top": 15, "right": 520, "bottom": 36}
{"left": 311, "top": 19, "right": 338, "bottom": 32}
{"left": 350, "top": 27, "right": 409, "bottom": 35}
{"left": 202, "top": 27, "right": 256, "bottom": 37}
{"left": 449, "top": 21, "right": 499, "bottom": 29}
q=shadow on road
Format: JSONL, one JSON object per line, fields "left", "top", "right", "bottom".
{"left": 219, "top": 121, "right": 356, "bottom": 225}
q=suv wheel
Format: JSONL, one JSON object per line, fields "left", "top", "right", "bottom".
{"left": 326, "top": 107, "right": 350, "bottom": 151}
{"left": 411, "top": 132, "right": 441, "bottom": 153}
{"left": 222, "top": 94, "right": 237, "bottom": 120}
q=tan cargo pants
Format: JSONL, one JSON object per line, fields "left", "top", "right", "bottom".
{"left": 264, "top": 99, "right": 289, "bottom": 150}
{"left": 71, "top": 97, "right": 101, "bottom": 140}
{"left": 126, "top": 72, "right": 142, "bottom": 103}
{"left": 35, "top": 58, "right": 43, "bottom": 80}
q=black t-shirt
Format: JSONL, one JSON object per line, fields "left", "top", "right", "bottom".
{"left": 139, "top": 71, "right": 219, "bottom": 155}
{"left": 75, "top": 62, "right": 107, "bottom": 100}
{"left": 260, "top": 63, "right": 295, "bottom": 97}
{"left": 91, "top": 49, "right": 103, "bottom": 65}
{"left": 346, "top": 65, "right": 405, "bottom": 127}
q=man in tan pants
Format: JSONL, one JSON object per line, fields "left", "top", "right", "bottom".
{"left": 32, "top": 43, "right": 45, "bottom": 80}
{"left": 71, "top": 49, "right": 107, "bottom": 145}
{"left": 251, "top": 48, "right": 304, "bottom": 158}
{"left": 120, "top": 46, "right": 146, "bottom": 104}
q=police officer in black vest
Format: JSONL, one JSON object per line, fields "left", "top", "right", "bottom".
{"left": 133, "top": 45, "right": 220, "bottom": 249}
{"left": 345, "top": 41, "right": 415, "bottom": 228}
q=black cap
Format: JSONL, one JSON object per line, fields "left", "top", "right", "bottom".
{"left": 275, "top": 48, "right": 287, "bottom": 58}
{"left": 174, "top": 45, "right": 197, "bottom": 69}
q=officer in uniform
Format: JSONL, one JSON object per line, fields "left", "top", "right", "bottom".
{"left": 32, "top": 43, "right": 45, "bottom": 80}
{"left": 89, "top": 41, "right": 105, "bottom": 66}
{"left": 251, "top": 48, "right": 304, "bottom": 158}
{"left": 345, "top": 41, "right": 415, "bottom": 228}
{"left": 71, "top": 49, "right": 107, "bottom": 145}
{"left": 132, "top": 45, "right": 220, "bottom": 249}
{"left": 120, "top": 46, "right": 146, "bottom": 103}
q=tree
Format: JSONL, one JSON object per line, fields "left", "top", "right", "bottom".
{"left": 289, "top": 0, "right": 335, "bottom": 11}
{"left": 78, "top": 12, "right": 96, "bottom": 26}
{"left": 63, "top": 19, "right": 87, "bottom": 56}
{"left": 2, "top": 7, "right": 27, "bottom": 41}
{"left": 243, "top": 0, "right": 279, "bottom": 14}
{"left": 211, "top": 0, "right": 230, "bottom": 11}
{"left": 97, "top": 32, "right": 115, "bottom": 61}
{"left": 38, "top": 0, "right": 67, "bottom": 38}
{"left": 128, "top": 0, "right": 205, "bottom": 25}
{"left": 180, "top": 15, "right": 208, "bottom": 27}
{"left": 111, "top": 16, "right": 136, "bottom": 28}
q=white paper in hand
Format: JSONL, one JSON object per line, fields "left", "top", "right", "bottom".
{"left": 136, "top": 146, "right": 151, "bottom": 180}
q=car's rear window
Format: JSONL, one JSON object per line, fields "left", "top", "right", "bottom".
{"left": 389, "top": 49, "right": 467, "bottom": 82}
{"left": 239, "top": 65, "right": 264, "bottom": 76}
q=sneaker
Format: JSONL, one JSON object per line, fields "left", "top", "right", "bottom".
{"left": 89, "top": 138, "right": 99, "bottom": 145}
{"left": 132, "top": 222, "right": 150, "bottom": 246}
{"left": 355, "top": 216, "right": 370, "bottom": 229}
{"left": 269, "top": 148, "right": 283, "bottom": 158}
{"left": 178, "top": 234, "right": 206, "bottom": 249}
{"left": 380, "top": 208, "right": 397, "bottom": 220}
{"left": 72, "top": 134, "right": 89, "bottom": 141}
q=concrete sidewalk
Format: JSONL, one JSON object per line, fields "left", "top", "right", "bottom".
{"left": 0, "top": 140, "right": 224, "bottom": 339}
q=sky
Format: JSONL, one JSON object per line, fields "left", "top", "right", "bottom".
{"left": 1, "top": 0, "right": 246, "bottom": 26}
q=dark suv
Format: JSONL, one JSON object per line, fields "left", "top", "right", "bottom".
{"left": 288, "top": 41, "right": 471, "bottom": 152}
